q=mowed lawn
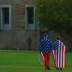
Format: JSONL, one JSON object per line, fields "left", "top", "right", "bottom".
{"left": 0, "top": 50, "right": 71, "bottom": 72}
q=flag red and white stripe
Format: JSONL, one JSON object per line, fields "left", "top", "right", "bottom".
{"left": 52, "top": 41, "right": 66, "bottom": 68}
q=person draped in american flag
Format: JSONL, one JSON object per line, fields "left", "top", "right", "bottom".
{"left": 52, "top": 36, "right": 66, "bottom": 70}
{"left": 39, "top": 29, "right": 52, "bottom": 71}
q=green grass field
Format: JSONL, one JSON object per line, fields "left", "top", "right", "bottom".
{"left": 0, "top": 50, "right": 71, "bottom": 72}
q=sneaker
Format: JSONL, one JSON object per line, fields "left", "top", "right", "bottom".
{"left": 60, "top": 68, "right": 62, "bottom": 70}
{"left": 56, "top": 67, "right": 59, "bottom": 70}
{"left": 48, "top": 66, "right": 50, "bottom": 70}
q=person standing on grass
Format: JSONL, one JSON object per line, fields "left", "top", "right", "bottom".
{"left": 39, "top": 29, "right": 52, "bottom": 71}
{"left": 52, "top": 35, "right": 66, "bottom": 70}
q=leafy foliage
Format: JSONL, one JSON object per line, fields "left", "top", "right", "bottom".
{"left": 35, "top": 0, "right": 72, "bottom": 33}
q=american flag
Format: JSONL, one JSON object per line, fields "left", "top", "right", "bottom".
{"left": 52, "top": 40, "right": 66, "bottom": 68}
{"left": 40, "top": 34, "right": 52, "bottom": 53}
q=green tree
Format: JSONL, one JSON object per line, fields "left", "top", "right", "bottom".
{"left": 35, "top": 0, "right": 72, "bottom": 33}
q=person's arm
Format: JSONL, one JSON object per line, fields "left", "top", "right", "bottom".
{"left": 39, "top": 52, "right": 44, "bottom": 65}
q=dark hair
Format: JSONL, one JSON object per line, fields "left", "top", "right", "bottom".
{"left": 40, "top": 28, "right": 48, "bottom": 35}
{"left": 56, "top": 34, "right": 61, "bottom": 40}
{"left": 40, "top": 30, "right": 48, "bottom": 36}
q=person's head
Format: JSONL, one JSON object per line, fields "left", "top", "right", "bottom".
{"left": 56, "top": 33, "right": 61, "bottom": 40}
{"left": 40, "top": 28, "right": 48, "bottom": 36}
